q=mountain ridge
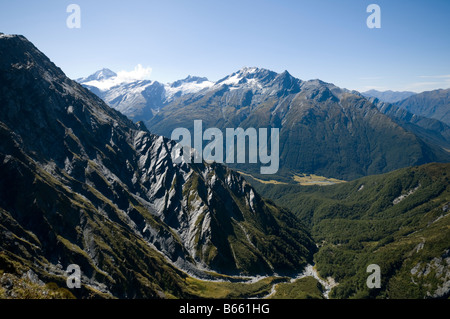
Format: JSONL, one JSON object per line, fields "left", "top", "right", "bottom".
{"left": 77, "top": 69, "right": 215, "bottom": 122}
{"left": 369, "top": 97, "right": 450, "bottom": 151}
{"left": 395, "top": 88, "right": 450, "bottom": 125}
{"left": 362, "top": 89, "right": 416, "bottom": 103}
{"left": 137, "top": 67, "right": 450, "bottom": 180}
{"left": 76, "top": 68, "right": 117, "bottom": 83}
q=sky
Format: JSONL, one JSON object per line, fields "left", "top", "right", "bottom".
{"left": 1, "top": 0, "right": 449, "bottom": 93}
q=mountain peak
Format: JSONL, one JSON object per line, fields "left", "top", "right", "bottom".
{"left": 170, "top": 75, "right": 209, "bottom": 88}
{"left": 274, "top": 70, "right": 298, "bottom": 83}
{"left": 0, "top": 33, "right": 68, "bottom": 88}
{"left": 215, "top": 67, "right": 277, "bottom": 87}
{"left": 279, "top": 69, "right": 291, "bottom": 76}
{"left": 0, "top": 33, "right": 25, "bottom": 40}
{"left": 79, "top": 68, "right": 117, "bottom": 82}
{"left": 239, "top": 66, "right": 260, "bottom": 74}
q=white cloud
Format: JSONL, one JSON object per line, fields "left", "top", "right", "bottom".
{"left": 354, "top": 85, "right": 389, "bottom": 92}
{"left": 84, "top": 64, "right": 152, "bottom": 91}
{"left": 417, "top": 74, "right": 450, "bottom": 79}
{"left": 400, "top": 75, "right": 450, "bottom": 92}
{"left": 116, "top": 64, "right": 152, "bottom": 82}
{"left": 401, "top": 81, "right": 449, "bottom": 93}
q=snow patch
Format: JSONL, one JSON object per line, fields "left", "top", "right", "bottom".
{"left": 165, "top": 80, "right": 214, "bottom": 101}
{"left": 82, "top": 65, "right": 152, "bottom": 91}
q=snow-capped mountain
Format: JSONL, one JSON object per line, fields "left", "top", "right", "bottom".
{"left": 77, "top": 70, "right": 214, "bottom": 122}
{"left": 165, "top": 75, "right": 214, "bottom": 101}
{"left": 215, "top": 67, "right": 275, "bottom": 88}
{"left": 78, "top": 66, "right": 450, "bottom": 180}
{"left": 77, "top": 66, "right": 299, "bottom": 123}
{"left": 77, "top": 66, "right": 296, "bottom": 122}
{"left": 145, "top": 67, "right": 450, "bottom": 180}
{"left": 76, "top": 68, "right": 117, "bottom": 83}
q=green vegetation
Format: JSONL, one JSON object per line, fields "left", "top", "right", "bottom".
{"left": 269, "top": 277, "right": 324, "bottom": 299}
{"left": 184, "top": 276, "right": 283, "bottom": 299}
{"left": 249, "top": 163, "right": 450, "bottom": 299}
{"left": 0, "top": 270, "right": 75, "bottom": 299}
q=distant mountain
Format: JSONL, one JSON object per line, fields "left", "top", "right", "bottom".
{"left": 370, "top": 97, "right": 450, "bottom": 150}
{"left": 395, "top": 88, "right": 450, "bottom": 125}
{"left": 362, "top": 89, "right": 416, "bottom": 103}
{"left": 77, "top": 71, "right": 214, "bottom": 122}
{"left": 76, "top": 68, "right": 117, "bottom": 83}
{"left": 144, "top": 67, "right": 450, "bottom": 180}
{"left": 0, "top": 34, "right": 315, "bottom": 298}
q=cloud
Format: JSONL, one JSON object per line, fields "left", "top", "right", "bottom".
{"left": 84, "top": 64, "right": 152, "bottom": 91}
{"left": 417, "top": 74, "right": 450, "bottom": 79}
{"left": 116, "top": 64, "right": 152, "bottom": 82}
{"left": 352, "top": 74, "right": 450, "bottom": 93}
{"left": 355, "top": 85, "right": 389, "bottom": 92}
{"left": 401, "top": 81, "right": 450, "bottom": 93}
{"left": 400, "top": 75, "right": 450, "bottom": 92}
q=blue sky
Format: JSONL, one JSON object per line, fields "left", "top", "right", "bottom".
{"left": 1, "top": 0, "right": 449, "bottom": 92}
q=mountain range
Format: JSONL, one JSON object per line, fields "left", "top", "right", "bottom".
{"left": 77, "top": 69, "right": 214, "bottom": 123}
{"left": 79, "top": 67, "right": 450, "bottom": 181}
{"left": 0, "top": 34, "right": 315, "bottom": 298}
{"left": 1, "top": 33, "right": 449, "bottom": 300}
{"left": 394, "top": 88, "right": 450, "bottom": 126}
{"left": 370, "top": 97, "right": 450, "bottom": 151}
{"left": 361, "top": 89, "right": 416, "bottom": 103}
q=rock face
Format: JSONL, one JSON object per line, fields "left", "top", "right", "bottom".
{"left": 411, "top": 250, "right": 450, "bottom": 298}
{"left": 0, "top": 34, "right": 315, "bottom": 298}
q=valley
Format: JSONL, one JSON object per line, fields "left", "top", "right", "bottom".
{"left": 238, "top": 170, "right": 346, "bottom": 186}
{"left": 250, "top": 162, "right": 450, "bottom": 298}
{"left": 0, "top": 32, "right": 449, "bottom": 301}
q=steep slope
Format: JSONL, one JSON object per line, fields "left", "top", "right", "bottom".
{"left": 249, "top": 162, "right": 450, "bottom": 299}
{"left": 93, "top": 79, "right": 166, "bottom": 121}
{"left": 371, "top": 97, "right": 450, "bottom": 150}
{"left": 395, "top": 88, "right": 450, "bottom": 125}
{"left": 146, "top": 68, "right": 450, "bottom": 180}
{"left": 0, "top": 33, "right": 315, "bottom": 298}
